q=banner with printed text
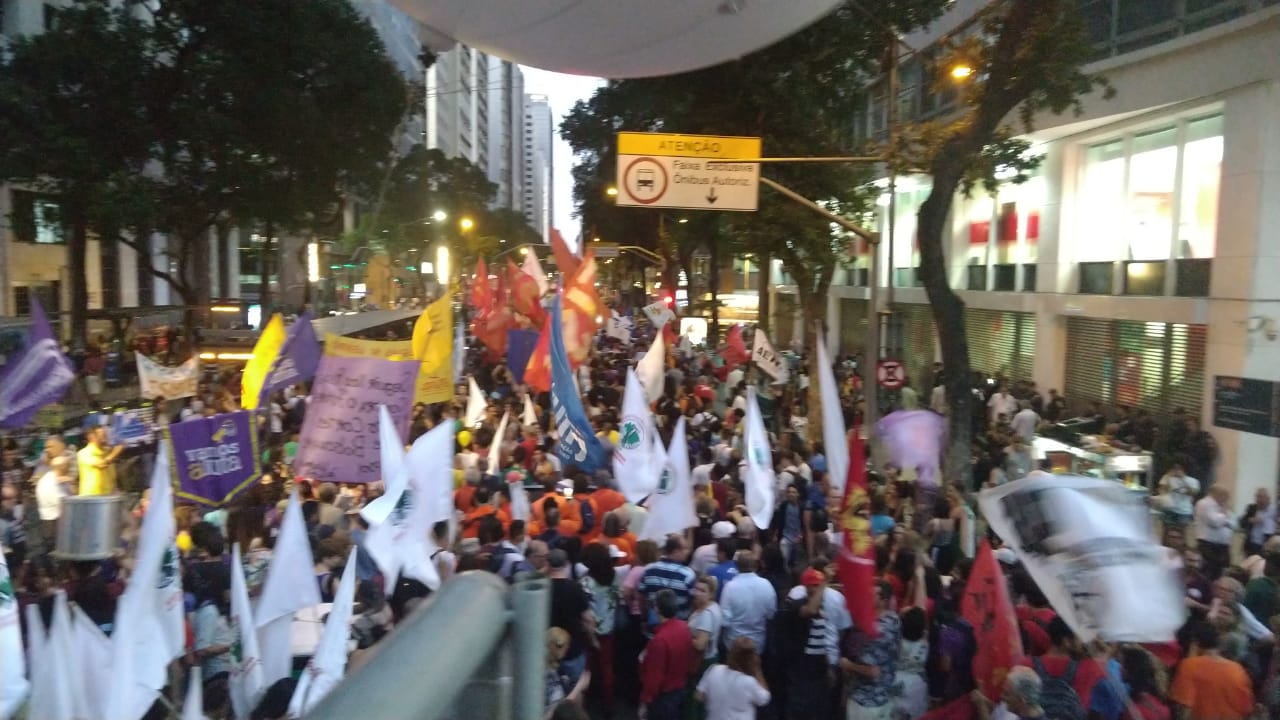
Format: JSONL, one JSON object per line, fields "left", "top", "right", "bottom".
{"left": 293, "top": 353, "right": 420, "bottom": 483}
{"left": 323, "top": 334, "right": 451, "bottom": 405}
{"left": 166, "top": 410, "right": 260, "bottom": 506}
{"left": 136, "top": 354, "right": 199, "bottom": 400}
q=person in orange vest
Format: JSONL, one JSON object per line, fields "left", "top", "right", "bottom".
{"left": 461, "top": 487, "right": 509, "bottom": 540}
{"left": 528, "top": 482, "right": 582, "bottom": 538}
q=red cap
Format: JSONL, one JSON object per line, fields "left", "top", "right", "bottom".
{"left": 800, "top": 568, "right": 825, "bottom": 587}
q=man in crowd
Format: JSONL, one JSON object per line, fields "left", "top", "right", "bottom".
{"left": 77, "top": 424, "right": 122, "bottom": 495}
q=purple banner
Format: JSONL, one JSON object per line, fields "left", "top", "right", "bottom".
{"left": 167, "top": 411, "right": 261, "bottom": 506}
{"left": 257, "top": 312, "right": 321, "bottom": 407}
{"left": 876, "top": 409, "right": 945, "bottom": 489}
{"left": 292, "top": 355, "right": 419, "bottom": 483}
{"left": 506, "top": 329, "right": 539, "bottom": 385}
{"left": 0, "top": 298, "right": 75, "bottom": 429}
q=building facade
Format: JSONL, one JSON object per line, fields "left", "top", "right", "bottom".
{"left": 523, "top": 93, "right": 554, "bottom": 241}
{"left": 486, "top": 57, "right": 526, "bottom": 213}
{"left": 775, "top": 0, "right": 1280, "bottom": 507}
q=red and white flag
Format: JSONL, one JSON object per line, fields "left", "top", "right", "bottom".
{"left": 836, "top": 427, "right": 878, "bottom": 637}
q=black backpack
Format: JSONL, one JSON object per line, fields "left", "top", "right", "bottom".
{"left": 1032, "top": 657, "right": 1085, "bottom": 720}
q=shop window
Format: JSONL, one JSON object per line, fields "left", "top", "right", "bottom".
{"left": 992, "top": 264, "right": 1017, "bottom": 291}
{"left": 1175, "top": 258, "right": 1211, "bottom": 297}
{"left": 1079, "top": 262, "right": 1114, "bottom": 294}
{"left": 1022, "top": 264, "right": 1037, "bottom": 292}
{"left": 967, "top": 264, "right": 987, "bottom": 291}
{"left": 11, "top": 191, "right": 65, "bottom": 244}
{"left": 1178, "top": 116, "right": 1223, "bottom": 258}
{"left": 1123, "top": 261, "right": 1166, "bottom": 295}
{"left": 1128, "top": 128, "right": 1177, "bottom": 259}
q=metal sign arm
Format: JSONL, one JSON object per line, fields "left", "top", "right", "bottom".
{"left": 758, "top": 176, "right": 876, "bottom": 242}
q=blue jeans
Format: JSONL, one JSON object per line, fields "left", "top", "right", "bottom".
{"left": 647, "top": 689, "right": 684, "bottom": 720}
{"left": 559, "top": 652, "right": 587, "bottom": 688}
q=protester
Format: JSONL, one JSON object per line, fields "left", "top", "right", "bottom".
{"left": 695, "top": 636, "right": 771, "bottom": 720}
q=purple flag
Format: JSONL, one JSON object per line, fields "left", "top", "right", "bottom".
{"left": 876, "top": 409, "right": 945, "bottom": 489}
{"left": 257, "top": 312, "right": 321, "bottom": 407}
{"left": 506, "top": 329, "right": 539, "bottom": 385}
{"left": 292, "top": 355, "right": 419, "bottom": 483}
{"left": 0, "top": 298, "right": 75, "bottom": 429}
{"left": 166, "top": 410, "right": 261, "bottom": 506}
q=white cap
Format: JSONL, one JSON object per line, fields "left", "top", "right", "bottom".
{"left": 711, "top": 521, "right": 736, "bottom": 539}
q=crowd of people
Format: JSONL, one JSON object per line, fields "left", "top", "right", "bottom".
{"left": 1, "top": 318, "right": 1277, "bottom": 720}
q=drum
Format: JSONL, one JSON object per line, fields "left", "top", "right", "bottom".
{"left": 54, "top": 494, "right": 124, "bottom": 560}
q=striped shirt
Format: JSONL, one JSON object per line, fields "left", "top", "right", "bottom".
{"left": 639, "top": 559, "right": 697, "bottom": 619}
{"left": 805, "top": 612, "right": 829, "bottom": 656}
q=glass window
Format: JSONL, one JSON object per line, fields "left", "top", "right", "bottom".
{"left": 1178, "top": 116, "right": 1223, "bottom": 258}
{"left": 1127, "top": 128, "right": 1177, "bottom": 259}
{"left": 1078, "top": 141, "right": 1125, "bottom": 262}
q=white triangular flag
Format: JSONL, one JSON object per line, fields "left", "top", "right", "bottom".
{"left": 751, "top": 328, "right": 788, "bottom": 383}
{"left": 72, "top": 606, "right": 112, "bottom": 712}
{"left": 508, "top": 474, "right": 532, "bottom": 522}
{"left": 743, "top": 386, "right": 777, "bottom": 529}
{"left": 104, "top": 443, "right": 181, "bottom": 720}
{"left": 522, "top": 394, "right": 538, "bottom": 427}
{"left": 183, "top": 667, "right": 207, "bottom": 720}
{"left": 465, "top": 376, "right": 487, "bottom": 428}
{"left": 606, "top": 311, "right": 633, "bottom": 345}
{"left": 29, "top": 592, "right": 77, "bottom": 720}
{"left": 491, "top": 411, "right": 511, "bottom": 469}
{"left": 642, "top": 300, "right": 675, "bottom": 327}
{"left": 522, "top": 249, "right": 550, "bottom": 296}
{"left": 636, "top": 331, "right": 665, "bottom": 404}
{"left": 361, "top": 405, "right": 409, "bottom": 527}
{"left": 816, "top": 330, "right": 849, "bottom": 496}
{"left": 255, "top": 493, "right": 322, "bottom": 689}
{"left": 2, "top": 554, "right": 29, "bottom": 720}
{"left": 453, "top": 322, "right": 465, "bottom": 384}
{"left": 640, "top": 417, "right": 698, "bottom": 541}
{"left": 678, "top": 334, "right": 693, "bottom": 359}
{"left": 52, "top": 592, "right": 92, "bottom": 719}
{"left": 289, "top": 548, "right": 358, "bottom": 717}
{"left": 229, "top": 544, "right": 265, "bottom": 720}
{"left": 613, "top": 369, "right": 660, "bottom": 503}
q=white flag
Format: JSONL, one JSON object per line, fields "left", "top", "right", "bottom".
{"left": 522, "top": 394, "right": 538, "bottom": 427}
{"left": 606, "top": 312, "right": 633, "bottom": 345}
{"left": 979, "top": 474, "right": 1187, "bottom": 643}
{"left": 642, "top": 300, "right": 676, "bottom": 327}
{"left": 289, "top": 548, "right": 358, "bottom": 717}
{"left": 452, "top": 322, "right": 465, "bottom": 384}
{"left": 613, "top": 369, "right": 660, "bottom": 503}
{"left": 72, "top": 606, "right": 112, "bottom": 712}
{"left": 366, "top": 420, "right": 453, "bottom": 593}
{"left": 816, "top": 330, "right": 849, "bottom": 496}
{"left": 465, "top": 376, "right": 487, "bottom": 428}
{"left": 521, "top": 250, "right": 550, "bottom": 296}
{"left": 29, "top": 591, "right": 78, "bottom": 720}
{"left": 361, "top": 405, "right": 409, "bottom": 527}
{"left": 640, "top": 417, "right": 698, "bottom": 541}
{"left": 255, "top": 493, "right": 322, "bottom": 689}
{"left": 508, "top": 475, "right": 532, "bottom": 522}
{"left": 1, "top": 554, "right": 28, "bottom": 720}
{"left": 743, "top": 387, "right": 777, "bottom": 529}
{"left": 491, "top": 411, "right": 511, "bottom": 468}
{"left": 636, "top": 331, "right": 665, "bottom": 404}
{"left": 183, "top": 667, "right": 207, "bottom": 720}
{"left": 229, "top": 543, "right": 265, "bottom": 720}
{"left": 105, "top": 444, "right": 182, "bottom": 720}
{"left": 751, "top": 328, "right": 788, "bottom": 383}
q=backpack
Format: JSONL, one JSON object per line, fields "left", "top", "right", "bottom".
{"left": 578, "top": 497, "right": 596, "bottom": 536}
{"left": 1032, "top": 657, "right": 1085, "bottom": 720}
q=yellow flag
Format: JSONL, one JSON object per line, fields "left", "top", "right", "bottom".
{"left": 419, "top": 294, "right": 453, "bottom": 372}
{"left": 240, "top": 313, "right": 286, "bottom": 409}
{"left": 411, "top": 305, "right": 432, "bottom": 360}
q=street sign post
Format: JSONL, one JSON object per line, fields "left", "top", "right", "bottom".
{"left": 876, "top": 359, "right": 905, "bottom": 390}
{"left": 615, "top": 132, "right": 761, "bottom": 212}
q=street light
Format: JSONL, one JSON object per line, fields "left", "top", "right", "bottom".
{"left": 460, "top": 217, "right": 474, "bottom": 232}
{"left": 605, "top": 186, "right": 618, "bottom": 197}
{"left": 436, "top": 246, "right": 450, "bottom": 283}
{"left": 520, "top": 246, "right": 529, "bottom": 256}
{"left": 950, "top": 64, "right": 974, "bottom": 80}
{"left": 432, "top": 210, "right": 447, "bottom": 222}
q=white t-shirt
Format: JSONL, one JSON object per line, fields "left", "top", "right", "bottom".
{"left": 692, "top": 463, "right": 715, "bottom": 488}
{"left": 696, "top": 664, "right": 771, "bottom": 720}
{"left": 689, "top": 603, "right": 723, "bottom": 660}
{"left": 988, "top": 393, "right": 1018, "bottom": 424}
{"left": 1010, "top": 408, "right": 1039, "bottom": 442}
{"left": 36, "top": 471, "right": 71, "bottom": 521}
{"left": 269, "top": 402, "right": 284, "bottom": 434}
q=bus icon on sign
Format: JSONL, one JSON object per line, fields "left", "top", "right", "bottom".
{"left": 636, "top": 169, "right": 655, "bottom": 192}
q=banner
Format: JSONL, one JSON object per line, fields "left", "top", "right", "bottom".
{"left": 816, "top": 330, "right": 849, "bottom": 495}
{"left": 166, "top": 411, "right": 261, "bottom": 506}
{"left": 293, "top": 355, "right": 420, "bottom": 484}
{"left": 323, "top": 333, "right": 451, "bottom": 406}
{"left": 0, "top": 297, "right": 76, "bottom": 429}
{"left": 417, "top": 294, "right": 454, "bottom": 373}
{"left": 614, "top": 368, "right": 659, "bottom": 503}
{"left": 876, "top": 410, "right": 944, "bottom": 489}
{"left": 110, "top": 405, "right": 157, "bottom": 448}
{"left": 639, "top": 417, "right": 697, "bottom": 541}
{"left": 961, "top": 540, "right": 1024, "bottom": 699}
{"left": 506, "top": 329, "right": 540, "bottom": 385}
{"left": 979, "top": 474, "right": 1187, "bottom": 642}
{"left": 550, "top": 297, "right": 609, "bottom": 473}
{"left": 720, "top": 324, "right": 750, "bottom": 366}
{"left": 642, "top": 300, "right": 675, "bottom": 328}
{"left": 606, "top": 312, "right": 633, "bottom": 344}
{"left": 837, "top": 427, "right": 878, "bottom": 637}
{"left": 522, "top": 249, "right": 550, "bottom": 296}
{"left": 636, "top": 330, "right": 665, "bottom": 404}
{"left": 258, "top": 313, "right": 321, "bottom": 406}
{"left": 136, "top": 354, "right": 199, "bottom": 400}
{"left": 751, "top": 327, "right": 788, "bottom": 383}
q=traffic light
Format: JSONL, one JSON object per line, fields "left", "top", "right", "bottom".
{"left": 661, "top": 291, "right": 675, "bottom": 307}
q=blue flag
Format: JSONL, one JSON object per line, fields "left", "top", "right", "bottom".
{"left": 0, "top": 298, "right": 76, "bottom": 429}
{"left": 506, "top": 329, "right": 539, "bottom": 385}
{"left": 549, "top": 297, "right": 608, "bottom": 472}
{"left": 257, "top": 312, "right": 321, "bottom": 408}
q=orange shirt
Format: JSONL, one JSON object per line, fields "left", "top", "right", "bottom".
{"left": 454, "top": 485, "right": 477, "bottom": 514}
{"left": 592, "top": 488, "right": 626, "bottom": 517}
{"left": 1170, "top": 654, "right": 1254, "bottom": 720}
{"left": 461, "top": 505, "right": 510, "bottom": 539}
{"left": 528, "top": 493, "right": 583, "bottom": 537}
{"left": 600, "top": 533, "right": 636, "bottom": 562}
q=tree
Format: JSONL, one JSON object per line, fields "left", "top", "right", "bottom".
{"left": 0, "top": 0, "right": 408, "bottom": 344}
{"left": 897, "top": 0, "right": 1111, "bottom": 485}
{"left": 561, "top": 1, "right": 951, "bottom": 439}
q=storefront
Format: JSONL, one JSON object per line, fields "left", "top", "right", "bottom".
{"left": 1063, "top": 317, "right": 1207, "bottom": 421}
{"left": 966, "top": 309, "right": 1037, "bottom": 385}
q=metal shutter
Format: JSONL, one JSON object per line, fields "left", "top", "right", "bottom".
{"left": 1064, "top": 317, "right": 1115, "bottom": 415}
{"left": 900, "top": 304, "right": 936, "bottom": 390}
{"left": 965, "top": 310, "right": 1037, "bottom": 383}
{"left": 1165, "top": 323, "right": 1207, "bottom": 419}
{"left": 838, "top": 299, "right": 869, "bottom": 356}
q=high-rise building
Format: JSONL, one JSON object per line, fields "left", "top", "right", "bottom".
{"left": 425, "top": 40, "right": 490, "bottom": 169}
{"left": 486, "top": 58, "right": 526, "bottom": 213}
{"left": 522, "top": 93, "right": 555, "bottom": 241}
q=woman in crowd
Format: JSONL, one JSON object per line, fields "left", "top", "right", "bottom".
{"left": 695, "top": 637, "right": 771, "bottom": 720}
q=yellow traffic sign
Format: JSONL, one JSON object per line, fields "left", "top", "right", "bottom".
{"left": 617, "top": 132, "right": 761, "bottom": 159}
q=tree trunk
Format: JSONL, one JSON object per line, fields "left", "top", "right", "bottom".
{"left": 260, "top": 220, "right": 274, "bottom": 320}
{"left": 917, "top": 181, "right": 971, "bottom": 490}
{"left": 68, "top": 211, "right": 89, "bottom": 350}
{"left": 756, "top": 251, "right": 771, "bottom": 333}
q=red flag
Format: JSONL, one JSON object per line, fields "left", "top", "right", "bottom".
{"left": 469, "top": 257, "right": 493, "bottom": 312}
{"left": 721, "top": 324, "right": 750, "bottom": 366}
{"left": 507, "top": 258, "right": 546, "bottom": 328}
{"left": 550, "top": 228, "right": 580, "bottom": 279}
{"left": 836, "top": 427, "right": 879, "bottom": 637}
{"left": 475, "top": 305, "right": 513, "bottom": 355}
{"left": 523, "top": 320, "right": 552, "bottom": 392}
{"left": 962, "top": 539, "right": 1025, "bottom": 700}
{"left": 562, "top": 249, "right": 601, "bottom": 367}
{"left": 918, "top": 696, "right": 975, "bottom": 720}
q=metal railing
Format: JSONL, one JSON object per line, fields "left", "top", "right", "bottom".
{"left": 309, "top": 572, "right": 549, "bottom": 720}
